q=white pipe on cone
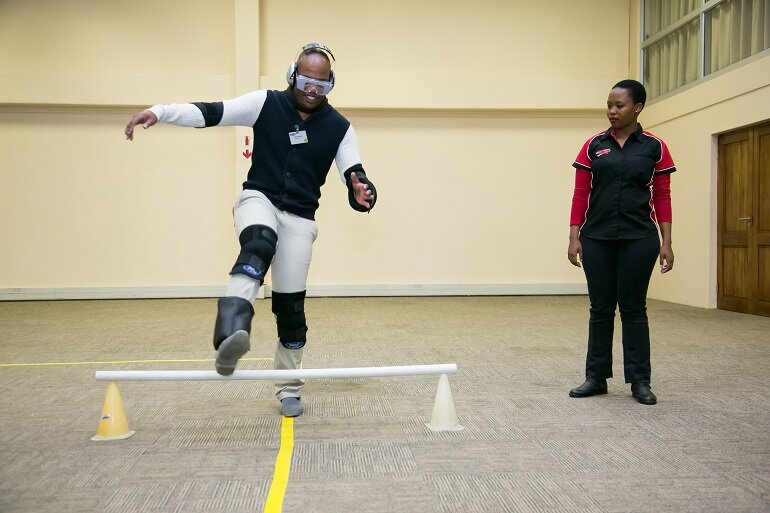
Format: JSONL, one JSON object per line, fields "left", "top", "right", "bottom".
{"left": 95, "top": 363, "right": 457, "bottom": 382}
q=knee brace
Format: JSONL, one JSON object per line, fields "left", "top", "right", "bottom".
{"left": 272, "top": 290, "right": 307, "bottom": 349}
{"left": 231, "top": 224, "right": 277, "bottom": 282}
{"left": 212, "top": 296, "right": 254, "bottom": 350}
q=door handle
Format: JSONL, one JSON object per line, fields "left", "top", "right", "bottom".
{"left": 738, "top": 216, "right": 753, "bottom": 227}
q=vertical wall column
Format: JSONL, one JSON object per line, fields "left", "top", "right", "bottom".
{"left": 234, "top": 0, "right": 262, "bottom": 194}
{"left": 231, "top": 0, "right": 264, "bottom": 296}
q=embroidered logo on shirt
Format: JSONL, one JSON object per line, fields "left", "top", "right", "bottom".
{"left": 595, "top": 149, "right": 611, "bottom": 157}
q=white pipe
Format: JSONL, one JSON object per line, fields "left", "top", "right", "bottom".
{"left": 95, "top": 363, "right": 457, "bottom": 382}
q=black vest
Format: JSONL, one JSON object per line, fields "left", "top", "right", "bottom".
{"left": 244, "top": 89, "right": 351, "bottom": 220}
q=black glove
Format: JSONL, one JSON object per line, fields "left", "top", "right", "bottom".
{"left": 345, "top": 168, "right": 377, "bottom": 212}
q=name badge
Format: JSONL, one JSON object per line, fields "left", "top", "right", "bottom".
{"left": 289, "top": 130, "right": 308, "bottom": 145}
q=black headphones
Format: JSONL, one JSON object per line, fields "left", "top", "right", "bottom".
{"left": 286, "top": 43, "right": 336, "bottom": 90}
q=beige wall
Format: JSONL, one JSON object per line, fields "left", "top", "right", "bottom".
{"left": 641, "top": 56, "right": 770, "bottom": 308}
{"left": 5, "top": 0, "right": 762, "bottom": 308}
{"left": 258, "top": 0, "right": 631, "bottom": 110}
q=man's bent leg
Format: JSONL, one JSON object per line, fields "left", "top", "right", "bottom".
{"left": 212, "top": 190, "right": 280, "bottom": 375}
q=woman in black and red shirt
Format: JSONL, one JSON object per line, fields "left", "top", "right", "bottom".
{"left": 567, "top": 79, "right": 675, "bottom": 405}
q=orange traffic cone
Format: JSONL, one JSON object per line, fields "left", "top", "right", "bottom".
{"left": 426, "top": 373, "right": 464, "bottom": 432}
{"left": 91, "top": 381, "right": 135, "bottom": 441}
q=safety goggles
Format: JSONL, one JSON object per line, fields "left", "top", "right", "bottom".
{"left": 295, "top": 74, "right": 333, "bottom": 96}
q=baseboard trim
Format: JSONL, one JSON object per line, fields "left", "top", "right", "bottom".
{"left": 0, "top": 286, "right": 229, "bottom": 301}
{"left": 304, "top": 283, "right": 588, "bottom": 297}
{"left": 0, "top": 283, "right": 586, "bottom": 301}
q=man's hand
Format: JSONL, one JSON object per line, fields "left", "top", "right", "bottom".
{"left": 350, "top": 172, "right": 374, "bottom": 209}
{"left": 124, "top": 110, "right": 158, "bottom": 141}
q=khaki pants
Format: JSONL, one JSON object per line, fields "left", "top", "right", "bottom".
{"left": 226, "top": 190, "right": 318, "bottom": 400}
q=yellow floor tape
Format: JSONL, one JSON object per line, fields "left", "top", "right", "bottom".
{"left": 264, "top": 416, "right": 295, "bottom": 513}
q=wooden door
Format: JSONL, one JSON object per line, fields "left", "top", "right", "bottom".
{"left": 717, "top": 122, "right": 770, "bottom": 316}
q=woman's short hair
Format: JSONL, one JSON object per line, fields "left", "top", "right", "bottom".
{"left": 613, "top": 79, "right": 647, "bottom": 106}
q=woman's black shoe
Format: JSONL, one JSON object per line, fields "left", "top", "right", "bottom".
{"left": 631, "top": 383, "right": 657, "bottom": 405}
{"left": 569, "top": 379, "right": 608, "bottom": 397}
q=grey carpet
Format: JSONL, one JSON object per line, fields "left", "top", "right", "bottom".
{"left": 0, "top": 296, "right": 768, "bottom": 512}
